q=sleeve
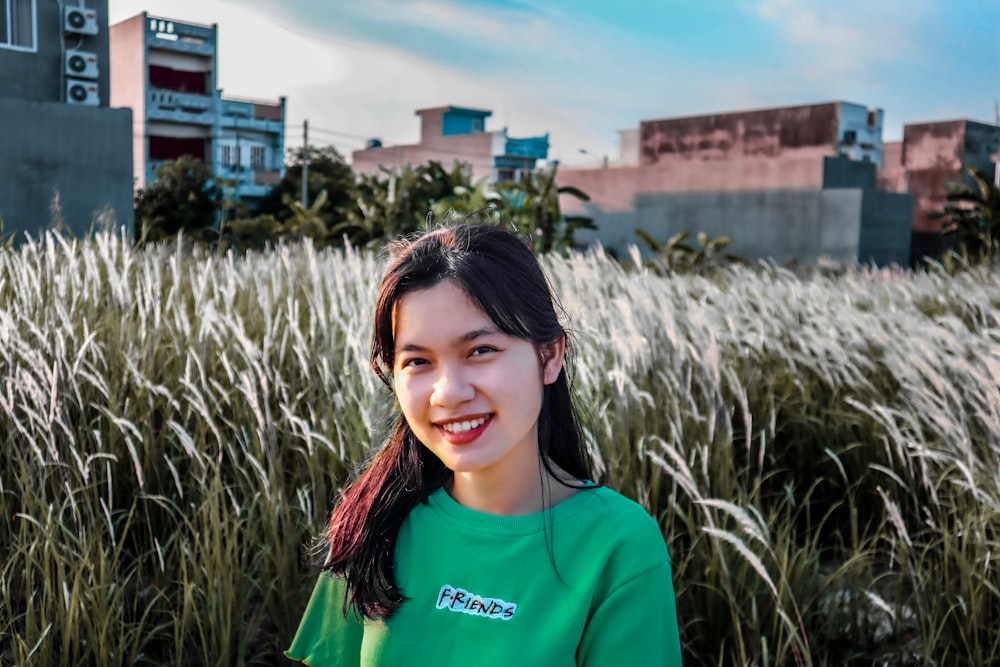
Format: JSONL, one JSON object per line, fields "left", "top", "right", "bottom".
{"left": 285, "top": 572, "right": 365, "bottom": 666}
{"left": 576, "top": 560, "right": 683, "bottom": 666}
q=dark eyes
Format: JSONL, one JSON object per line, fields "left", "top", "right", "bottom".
{"left": 398, "top": 346, "right": 498, "bottom": 369}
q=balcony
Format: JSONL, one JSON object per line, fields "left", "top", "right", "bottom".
{"left": 147, "top": 90, "right": 215, "bottom": 124}
{"left": 219, "top": 99, "right": 284, "bottom": 134}
{"left": 218, "top": 114, "right": 283, "bottom": 134}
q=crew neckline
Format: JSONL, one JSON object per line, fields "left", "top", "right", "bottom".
{"left": 426, "top": 481, "right": 601, "bottom": 536}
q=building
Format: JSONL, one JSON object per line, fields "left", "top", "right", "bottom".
{"left": 109, "top": 13, "right": 286, "bottom": 212}
{"left": 560, "top": 101, "right": 913, "bottom": 267}
{"left": 0, "top": 0, "right": 133, "bottom": 238}
{"left": 352, "top": 105, "right": 550, "bottom": 183}
{"left": 879, "top": 120, "right": 1000, "bottom": 260}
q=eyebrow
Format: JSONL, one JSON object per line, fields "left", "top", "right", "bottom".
{"left": 396, "top": 327, "right": 500, "bottom": 353}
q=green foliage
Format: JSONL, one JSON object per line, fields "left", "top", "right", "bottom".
{"left": 634, "top": 228, "right": 746, "bottom": 274}
{"left": 336, "top": 160, "right": 475, "bottom": 247}
{"left": 3, "top": 233, "right": 1000, "bottom": 664}
{"left": 496, "top": 163, "right": 595, "bottom": 254}
{"left": 256, "top": 145, "right": 358, "bottom": 231}
{"left": 931, "top": 165, "right": 1000, "bottom": 266}
{"left": 134, "top": 156, "right": 220, "bottom": 245}
{"left": 133, "top": 150, "right": 594, "bottom": 256}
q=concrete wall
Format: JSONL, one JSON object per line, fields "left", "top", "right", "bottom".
{"left": 559, "top": 153, "right": 829, "bottom": 217}
{"left": 901, "top": 120, "right": 965, "bottom": 233}
{"left": 617, "top": 129, "right": 639, "bottom": 166}
{"left": 0, "top": 0, "right": 111, "bottom": 106}
{"left": 822, "top": 155, "right": 876, "bottom": 189}
{"left": 109, "top": 14, "right": 147, "bottom": 189}
{"left": 639, "top": 102, "right": 841, "bottom": 167}
{"left": 352, "top": 132, "right": 495, "bottom": 181}
{"left": 963, "top": 121, "right": 1000, "bottom": 183}
{"left": 877, "top": 141, "right": 906, "bottom": 193}
{"left": 0, "top": 98, "right": 133, "bottom": 239}
{"left": 575, "top": 188, "right": 910, "bottom": 267}
{"left": 859, "top": 191, "right": 913, "bottom": 266}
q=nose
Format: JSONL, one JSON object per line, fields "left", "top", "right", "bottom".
{"left": 430, "top": 362, "right": 475, "bottom": 407}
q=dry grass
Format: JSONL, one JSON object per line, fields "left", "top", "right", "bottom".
{"left": 1, "top": 232, "right": 999, "bottom": 665}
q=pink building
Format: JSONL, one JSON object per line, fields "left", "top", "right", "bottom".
{"left": 878, "top": 119, "right": 1000, "bottom": 257}
{"left": 560, "top": 101, "right": 884, "bottom": 215}
{"left": 557, "top": 101, "right": 915, "bottom": 267}
{"left": 352, "top": 105, "right": 549, "bottom": 183}
{"left": 559, "top": 100, "right": 1000, "bottom": 264}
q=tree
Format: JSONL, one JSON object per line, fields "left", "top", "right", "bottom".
{"left": 635, "top": 229, "right": 746, "bottom": 274}
{"left": 134, "top": 156, "right": 220, "bottom": 245}
{"left": 256, "top": 145, "right": 357, "bottom": 231}
{"left": 495, "top": 163, "right": 595, "bottom": 254}
{"left": 931, "top": 165, "right": 1000, "bottom": 263}
{"left": 339, "top": 160, "right": 477, "bottom": 247}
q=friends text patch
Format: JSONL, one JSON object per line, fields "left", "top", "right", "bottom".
{"left": 435, "top": 584, "right": 517, "bottom": 620}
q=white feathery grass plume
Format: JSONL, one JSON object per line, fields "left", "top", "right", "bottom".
{"left": 696, "top": 498, "right": 771, "bottom": 551}
{"left": 702, "top": 526, "right": 779, "bottom": 599}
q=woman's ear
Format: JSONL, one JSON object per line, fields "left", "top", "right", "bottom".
{"left": 539, "top": 336, "right": 566, "bottom": 385}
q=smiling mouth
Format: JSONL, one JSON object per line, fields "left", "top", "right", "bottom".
{"left": 440, "top": 415, "right": 491, "bottom": 434}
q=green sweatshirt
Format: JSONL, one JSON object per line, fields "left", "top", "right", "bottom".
{"left": 287, "top": 485, "right": 682, "bottom": 666}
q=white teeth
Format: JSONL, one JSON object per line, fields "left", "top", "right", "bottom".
{"left": 441, "top": 417, "right": 488, "bottom": 433}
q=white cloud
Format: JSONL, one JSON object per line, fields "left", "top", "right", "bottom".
{"left": 754, "top": 0, "right": 921, "bottom": 82}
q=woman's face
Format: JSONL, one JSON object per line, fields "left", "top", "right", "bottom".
{"left": 391, "top": 280, "right": 564, "bottom": 481}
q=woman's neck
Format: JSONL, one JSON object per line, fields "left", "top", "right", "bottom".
{"left": 447, "top": 462, "right": 577, "bottom": 516}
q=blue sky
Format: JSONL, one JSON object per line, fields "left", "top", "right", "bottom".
{"left": 109, "top": 0, "right": 1000, "bottom": 166}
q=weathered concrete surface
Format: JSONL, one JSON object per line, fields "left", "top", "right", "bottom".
{"left": 902, "top": 121, "right": 966, "bottom": 233}
{"left": 0, "top": 99, "right": 134, "bottom": 239}
{"left": 0, "top": 0, "right": 112, "bottom": 107}
{"left": 574, "top": 188, "right": 911, "bottom": 267}
{"left": 900, "top": 120, "right": 1000, "bottom": 234}
{"left": 859, "top": 191, "right": 914, "bottom": 266}
{"left": 352, "top": 106, "right": 496, "bottom": 181}
{"left": 639, "top": 102, "right": 841, "bottom": 166}
{"left": 877, "top": 141, "right": 906, "bottom": 193}
{"left": 109, "top": 14, "right": 149, "bottom": 189}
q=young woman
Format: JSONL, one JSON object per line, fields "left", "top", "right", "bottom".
{"left": 287, "top": 223, "right": 682, "bottom": 665}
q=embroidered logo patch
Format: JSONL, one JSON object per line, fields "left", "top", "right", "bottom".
{"left": 436, "top": 584, "right": 517, "bottom": 620}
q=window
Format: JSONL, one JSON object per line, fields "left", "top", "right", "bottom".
{"left": 222, "top": 145, "right": 241, "bottom": 169}
{"left": 149, "top": 65, "right": 209, "bottom": 94}
{"left": 1, "top": 0, "right": 35, "bottom": 51}
{"left": 250, "top": 146, "right": 265, "bottom": 170}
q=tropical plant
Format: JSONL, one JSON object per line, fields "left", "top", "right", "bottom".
{"left": 496, "top": 162, "right": 595, "bottom": 253}
{"left": 134, "top": 156, "right": 220, "bottom": 245}
{"left": 931, "top": 165, "right": 1000, "bottom": 264}
{"left": 338, "top": 160, "right": 476, "bottom": 247}
{"left": 256, "top": 145, "right": 358, "bottom": 232}
{"left": 634, "top": 228, "right": 746, "bottom": 274}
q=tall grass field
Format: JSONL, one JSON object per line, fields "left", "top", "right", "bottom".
{"left": 1, "top": 231, "right": 999, "bottom": 665}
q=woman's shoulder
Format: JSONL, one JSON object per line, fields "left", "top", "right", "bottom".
{"left": 563, "top": 485, "right": 669, "bottom": 558}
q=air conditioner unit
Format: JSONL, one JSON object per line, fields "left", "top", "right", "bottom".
{"left": 66, "top": 49, "right": 98, "bottom": 80}
{"left": 64, "top": 6, "right": 98, "bottom": 35}
{"left": 66, "top": 79, "right": 99, "bottom": 106}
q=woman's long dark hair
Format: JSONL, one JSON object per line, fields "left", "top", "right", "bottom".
{"left": 323, "top": 222, "right": 599, "bottom": 620}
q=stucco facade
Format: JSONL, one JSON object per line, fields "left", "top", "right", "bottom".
{"left": 352, "top": 106, "right": 549, "bottom": 183}
{"left": 0, "top": 0, "right": 133, "bottom": 238}
{"left": 109, "top": 13, "right": 286, "bottom": 209}
{"left": 878, "top": 120, "right": 1000, "bottom": 260}
{"left": 560, "top": 102, "right": 907, "bottom": 266}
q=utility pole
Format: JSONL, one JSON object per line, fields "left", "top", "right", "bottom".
{"left": 301, "top": 119, "right": 310, "bottom": 207}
